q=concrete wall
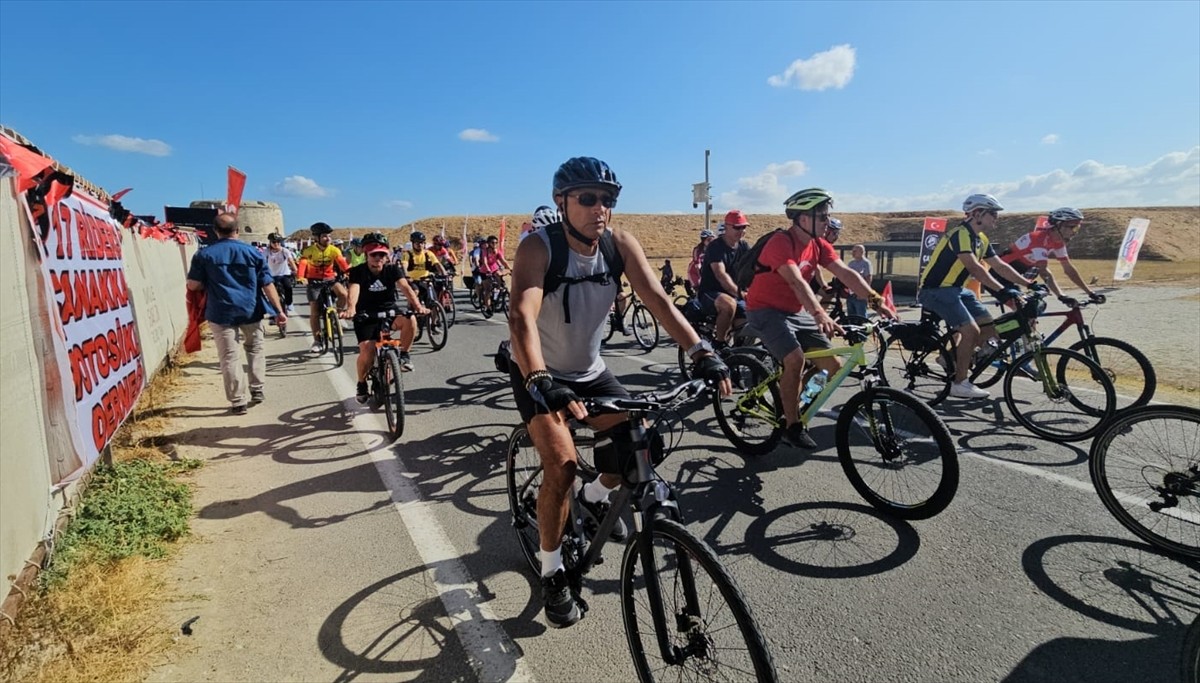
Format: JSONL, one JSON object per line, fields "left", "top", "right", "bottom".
{"left": 0, "top": 179, "right": 197, "bottom": 601}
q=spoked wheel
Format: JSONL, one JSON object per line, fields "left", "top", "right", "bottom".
{"left": 496, "top": 290, "right": 510, "bottom": 320}
{"left": 620, "top": 517, "right": 778, "bottom": 683}
{"left": 1068, "top": 336, "right": 1156, "bottom": 410}
{"left": 424, "top": 303, "right": 448, "bottom": 351}
{"left": 631, "top": 304, "right": 659, "bottom": 351}
{"left": 382, "top": 353, "right": 405, "bottom": 440}
{"left": 438, "top": 288, "right": 457, "bottom": 328}
{"left": 712, "top": 353, "right": 782, "bottom": 456}
{"left": 1089, "top": 405, "right": 1199, "bottom": 560}
{"left": 878, "top": 333, "right": 953, "bottom": 406}
{"left": 603, "top": 310, "right": 619, "bottom": 344}
{"left": 1004, "top": 347, "right": 1115, "bottom": 442}
{"left": 835, "top": 386, "right": 959, "bottom": 520}
{"left": 506, "top": 426, "right": 543, "bottom": 575}
{"left": 470, "top": 286, "right": 482, "bottom": 311}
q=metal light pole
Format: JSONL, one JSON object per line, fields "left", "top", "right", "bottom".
{"left": 704, "top": 149, "right": 711, "bottom": 232}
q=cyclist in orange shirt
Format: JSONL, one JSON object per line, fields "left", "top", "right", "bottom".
{"left": 297, "top": 221, "right": 351, "bottom": 353}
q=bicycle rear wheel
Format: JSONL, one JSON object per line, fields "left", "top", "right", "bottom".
{"left": 1183, "top": 614, "right": 1200, "bottom": 683}
{"left": 1088, "top": 405, "right": 1199, "bottom": 560}
{"left": 631, "top": 304, "right": 659, "bottom": 351}
{"left": 603, "top": 311, "right": 618, "bottom": 344}
{"left": 505, "top": 426, "right": 543, "bottom": 575}
{"left": 438, "top": 288, "right": 457, "bottom": 328}
{"left": 835, "top": 386, "right": 959, "bottom": 520}
{"left": 424, "top": 303, "right": 448, "bottom": 351}
{"left": 1068, "top": 336, "right": 1156, "bottom": 410}
{"left": 382, "top": 353, "right": 405, "bottom": 440}
{"left": 620, "top": 517, "right": 778, "bottom": 683}
{"left": 878, "top": 333, "right": 953, "bottom": 406}
{"left": 712, "top": 353, "right": 782, "bottom": 456}
{"left": 1004, "top": 347, "right": 1115, "bottom": 442}
{"left": 497, "top": 290, "right": 510, "bottom": 320}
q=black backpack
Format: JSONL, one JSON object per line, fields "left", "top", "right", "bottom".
{"left": 733, "top": 229, "right": 795, "bottom": 290}
{"left": 543, "top": 222, "right": 624, "bottom": 323}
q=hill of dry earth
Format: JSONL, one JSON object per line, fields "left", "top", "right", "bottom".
{"left": 306, "top": 206, "right": 1198, "bottom": 266}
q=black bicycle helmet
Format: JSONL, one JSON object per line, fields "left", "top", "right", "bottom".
{"left": 361, "top": 231, "right": 388, "bottom": 248}
{"left": 552, "top": 156, "right": 622, "bottom": 197}
{"left": 410, "top": 231, "right": 426, "bottom": 243}
{"left": 310, "top": 221, "right": 333, "bottom": 236}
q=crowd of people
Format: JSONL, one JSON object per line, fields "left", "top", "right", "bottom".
{"left": 186, "top": 155, "right": 1103, "bottom": 627}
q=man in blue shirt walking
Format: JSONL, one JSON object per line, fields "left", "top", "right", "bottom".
{"left": 186, "top": 213, "right": 287, "bottom": 414}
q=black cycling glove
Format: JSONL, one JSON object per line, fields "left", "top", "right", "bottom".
{"left": 1088, "top": 292, "right": 1107, "bottom": 304}
{"left": 995, "top": 287, "right": 1022, "bottom": 304}
{"left": 692, "top": 354, "right": 730, "bottom": 386}
{"left": 1057, "top": 295, "right": 1080, "bottom": 308}
{"left": 528, "top": 375, "right": 581, "bottom": 412}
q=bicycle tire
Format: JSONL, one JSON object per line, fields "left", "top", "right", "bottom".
{"left": 1088, "top": 404, "right": 1199, "bottom": 560}
{"left": 424, "top": 302, "right": 448, "bottom": 351}
{"left": 329, "top": 309, "right": 345, "bottom": 367}
{"left": 712, "top": 353, "right": 782, "bottom": 456}
{"left": 835, "top": 386, "right": 959, "bottom": 520}
{"left": 505, "top": 426, "right": 543, "bottom": 575}
{"left": 438, "top": 289, "right": 456, "bottom": 328}
{"left": 970, "top": 342, "right": 1010, "bottom": 389}
{"left": 631, "top": 304, "right": 660, "bottom": 351}
{"left": 497, "top": 290, "right": 510, "bottom": 320}
{"left": 1068, "top": 336, "right": 1156, "bottom": 410}
{"left": 1004, "top": 347, "right": 1115, "bottom": 442}
{"left": 620, "top": 517, "right": 778, "bottom": 683}
{"left": 878, "top": 331, "right": 953, "bottom": 406}
{"left": 603, "top": 311, "right": 618, "bottom": 343}
{"left": 1183, "top": 614, "right": 1200, "bottom": 683}
{"left": 382, "top": 353, "right": 405, "bottom": 440}
{"left": 470, "top": 287, "right": 481, "bottom": 311}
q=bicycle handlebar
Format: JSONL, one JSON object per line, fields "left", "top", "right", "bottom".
{"left": 583, "top": 379, "right": 710, "bottom": 415}
{"left": 354, "top": 307, "right": 404, "bottom": 322}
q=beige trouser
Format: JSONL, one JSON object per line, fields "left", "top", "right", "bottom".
{"left": 209, "top": 321, "right": 266, "bottom": 406}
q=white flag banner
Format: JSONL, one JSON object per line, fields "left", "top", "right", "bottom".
{"left": 1113, "top": 218, "right": 1150, "bottom": 281}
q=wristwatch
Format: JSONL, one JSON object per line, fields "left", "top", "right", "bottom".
{"left": 686, "top": 339, "right": 714, "bottom": 359}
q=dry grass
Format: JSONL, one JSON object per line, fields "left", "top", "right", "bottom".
{"left": 0, "top": 351, "right": 196, "bottom": 683}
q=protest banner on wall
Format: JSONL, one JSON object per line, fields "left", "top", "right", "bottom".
{"left": 22, "top": 190, "right": 145, "bottom": 486}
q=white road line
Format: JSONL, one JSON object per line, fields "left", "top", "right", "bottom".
{"left": 958, "top": 445, "right": 1097, "bottom": 494}
{"left": 325, "top": 367, "right": 535, "bottom": 683}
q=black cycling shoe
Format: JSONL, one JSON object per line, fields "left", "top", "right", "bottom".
{"left": 783, "top": 422, "right": 818, "bottom": 449}
{"left": 540, "top": 569, "right": 583, "bottom": 628}
{"left": 577, "top": 490, "right": 629, "bottom": 543}
{"left": 355, "top": 381, "right": 369, "bottom": 404}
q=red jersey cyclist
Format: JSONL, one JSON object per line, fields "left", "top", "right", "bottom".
{"left": 477, "top": 235, "right": 512, "bottom": 314}
{"left": 993, "top": 207, "right": 1105, "bottom": 308}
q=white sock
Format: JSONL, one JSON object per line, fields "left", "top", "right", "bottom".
{"left": 582, "top": 478, "right": 617, "bottom": 504}
{"left": 541, "top": 546, "right": 563, "bottom": 577}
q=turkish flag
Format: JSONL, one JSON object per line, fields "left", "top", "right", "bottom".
{"left": 1035, "top": 215, "right": 1049, "bottom": 229}
{"left": 226, "top": 166, "right": 246, "bottom": 214}
{"left": 922, "top": 217, "right": 947, "bottom": 233}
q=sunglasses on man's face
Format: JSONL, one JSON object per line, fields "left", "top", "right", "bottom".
{"left": 983, "top": 209, "right": 999, "bottom": 217}
{"left": 368, "top": 253, "right": 389, "bottom": 259}
{"left": 571, "top": 192, "right": 617, "bottom": 209}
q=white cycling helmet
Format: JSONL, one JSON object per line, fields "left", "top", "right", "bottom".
{"left": 1047, "top": 207, "right": 1084, "bottom": 223}
{"left": 531, "top": 205, "right": 559, "bottom": 230}
{"left": 962, "top": 194, "right": 1004, "bottom": 213}
{"left": 699, "top": 229, "right": 716, "bottom": 239}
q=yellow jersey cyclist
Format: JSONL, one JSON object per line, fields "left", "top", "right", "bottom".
{"left": 297, "top": 221, "right": 351, "bottom": 354}
{"left": 347, "top": 237, "right": 367, "bottom": 268}
{"left": 916, "top": 194, "right": 1036, "bottom": 399}
{"left": 341, "top": 233, "right": 428, "bottom": 402}
{"left": 403, "top": 231, "right": 448, "bottom": 297}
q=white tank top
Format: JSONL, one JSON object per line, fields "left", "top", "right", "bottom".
{"left": 533, "top": 229, "right": 618, "bottom": 382}
{"left": 266, "top": 247, "right": 293, "bottom": 277}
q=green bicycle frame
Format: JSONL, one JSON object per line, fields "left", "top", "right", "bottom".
{"left": 732, "top": 337, "right": 871, "bottom": 428}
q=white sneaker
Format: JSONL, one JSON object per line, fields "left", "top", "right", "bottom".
{"left": 309, "top": 342, "right": 322, "bottom": 354}
{"left": 950, "top": 381, "right": 989, "bottom": 399}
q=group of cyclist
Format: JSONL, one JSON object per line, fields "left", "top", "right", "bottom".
{"left": 281, "top": 154, "right": 1102, "bottom": 629}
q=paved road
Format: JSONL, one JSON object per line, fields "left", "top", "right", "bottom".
{"left": 149, "top": 290, "right": 1198, "bottom": 683}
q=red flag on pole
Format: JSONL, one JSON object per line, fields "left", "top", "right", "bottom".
{"left": 226, "top": 166, "right": 246, "bottom": 215}
{"left": 881, "top": 281, "right": 898, "bottom": 315}
{"left": 498, "top": 217, "right": 507, "bottom": 256}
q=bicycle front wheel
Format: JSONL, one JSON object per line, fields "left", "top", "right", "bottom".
{"left": 438, "top": 288, "right": 456, "bottom": 328}
{"left": 330, "top": 310, "right": 345, "bottom": 367}
{"left": 620, "top": 517, "right": 778, "bottom": 683}
{"left": 425, "top": 303, "right": 448, "bottom": 351}
{"left": 505, "top": 426, "right": 543, "bottom": 575}
{"left": 1068, "top": 336, "right": 1156, "bottom": 410}
{"left": 1089, "top": 405, "right": 1199, "bottom": 560}
{"left": 1004, "top": 347, "right": 1115, "bottom": 442}
{"left": 836, "top": 386, "right": 959, "bottom": 519}
{"left": 631, "top": 304, "right": 660, "bottom": 351}
{"left": 382, "top": 353, "right": 405, "bottom": 440}
{"left": 712, "top": 353, "right": 782, "bottom": 456}
{"left": 878, "top": 332, "right": 953, "bottom": 406}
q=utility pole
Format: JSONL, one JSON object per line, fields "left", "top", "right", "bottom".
{"left": 692, "top": 149, "right": 712, "bottom": 231}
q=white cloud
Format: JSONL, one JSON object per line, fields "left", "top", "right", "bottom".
{"left": 459, "top": 128, "right": 499, "bottom": 142}
{"left": 72, "top": 134, "right": 171, "bottom": 156}
{"left": 1042, "top": 134, "right": 1060, "bottom": 145}
{"left": 977, "top": 149, "right": 996, "bottom": 156}
{"left": 767, "top": 44, "right": 856, "bottom": 91}
{"left": 385, "top": 199, "right": 413, "bottom": 210}
{"left": 835, "top": 146, "right": 1200, "bottom": 212}
{"left": 272, "top": 175, "right": 332, "bottom": 198}
{"left": 718, "top": 160, "right": 809, "bottom": 212}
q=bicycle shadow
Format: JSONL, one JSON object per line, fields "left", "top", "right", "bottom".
{"left": 1011, "top": 533, "right": 1200, "bottom": 681}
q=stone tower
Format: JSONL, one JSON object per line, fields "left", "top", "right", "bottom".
{"left": 189, "top": 199, "right": 284, "bottom": 243}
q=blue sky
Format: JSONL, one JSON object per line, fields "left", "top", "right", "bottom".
{"left": 2, "top": 0, "right": 1197, "bottom": 232}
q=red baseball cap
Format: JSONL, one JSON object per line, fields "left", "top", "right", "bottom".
{"left": 723, "top": 210, "right": 749, "bottom": 227}
{"left": 364, "top": 242, "right": 390, "bottom": 255}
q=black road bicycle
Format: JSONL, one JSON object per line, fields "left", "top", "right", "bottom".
{"left": 604, "top": 288, "right": 660, "bottom": 351}
{"left": 505, "top": 379, "right": 778, "bottom": 682}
